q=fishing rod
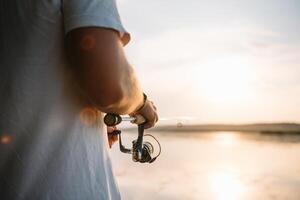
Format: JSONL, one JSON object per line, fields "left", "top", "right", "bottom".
{"left": 104, "top": 113, "right": 161, "bottom": 163}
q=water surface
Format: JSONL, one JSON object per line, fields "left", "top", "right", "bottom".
{"left": 111, "top": 131, "right": 300, "bottom": 200}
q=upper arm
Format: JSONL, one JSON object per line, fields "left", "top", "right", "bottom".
{"left": 63, "top": 0, "right": 130, "bottom": 45}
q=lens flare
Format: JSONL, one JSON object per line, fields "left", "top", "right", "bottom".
{"left": 80, "top": 35, "right": 96, "bottom": 50}
{"left": 79, "top": 107, "right": 98, "bottom": 126}
{"left": 1, "top": 134, "right": 12, "bottom": 145}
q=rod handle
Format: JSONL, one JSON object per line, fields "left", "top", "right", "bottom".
{"left": 103, "top": 113, "right": 147, "bottom": 126}
{"left": 131, "top": 114, "right": 146, "bottom": 125}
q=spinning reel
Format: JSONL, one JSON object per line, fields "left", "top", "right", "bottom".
{"left": 104, "top": 113, "right": 161, "bottom": 163}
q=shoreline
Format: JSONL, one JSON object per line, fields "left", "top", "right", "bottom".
{"left": 124, "top": 123, "right": 300, "bottom": 134}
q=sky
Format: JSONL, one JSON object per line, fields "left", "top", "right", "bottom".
{"left": 117, "top": 0, "right": 300, "bottom": 124}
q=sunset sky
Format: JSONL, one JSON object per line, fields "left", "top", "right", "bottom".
{"left": 117, "top": 0, "right": 300, "bottom": 124}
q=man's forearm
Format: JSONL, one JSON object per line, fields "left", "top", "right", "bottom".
{"left": 65, "top": 27, "right": 144, "bottom": 114}
{"left": 98, "top": 64, "right": 144, "bottom": 114}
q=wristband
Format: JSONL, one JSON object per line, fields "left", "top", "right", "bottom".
{"left": 134, "top": 93, "right": 147, "bottom": 113}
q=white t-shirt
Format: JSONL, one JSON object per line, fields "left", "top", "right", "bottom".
{"left": 0, "top": 0, "right": 129, "bottom": 199}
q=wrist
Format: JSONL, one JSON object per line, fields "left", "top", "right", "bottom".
{"left": 133, "top": 93, "right": 147, "bottom": 114}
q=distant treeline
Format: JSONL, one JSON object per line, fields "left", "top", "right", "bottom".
{"left": 137, "top": 123, "right": 300, "bottom": 134}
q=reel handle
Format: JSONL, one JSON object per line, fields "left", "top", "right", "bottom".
{"left": 104, "top": 113, "right": 146, "bottom": 126}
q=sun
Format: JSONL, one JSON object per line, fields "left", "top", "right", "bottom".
{"left": 193, "top": 56, "right": 256, "bottom": 104}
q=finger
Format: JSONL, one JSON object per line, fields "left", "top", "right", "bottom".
{"left": 144, "top": 123, "right": 151, "bottom": 129}
{"left": 153, "top": 104, "right": 157, "bottom": 111}
{"left": 108, "top": 135, "right": 118, "bottom": 147}
{"left": 107, "top": 126, "right": 115, "bottom": 133}
{"left": 155, "top": 112, "right": 159, "bottom": 122}
{"left": 144, "top": 122, "right": 155, "bottom": 129}
{"left": 150, "top": 101, "right": 155, "bottom": 107}
{"left": 108, "top": 139, "right": 112, "bottom": 148}
{"left": 111, "top": 135, "right": 118, "bottom": 142}
{"left": 153, "top": 106, "right": 157, "bottom": 112}
{"left": 144, "top": 118, "right": 155, "bottom": 129}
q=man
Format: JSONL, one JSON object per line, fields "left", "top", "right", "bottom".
{"left": 0, "top": 0, "right": 158, "bottom": 199}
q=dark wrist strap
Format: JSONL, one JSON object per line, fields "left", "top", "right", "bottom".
{"left": 135, "top": 93, "right": 147, "bottom": 113}
{"left": 142, "top": 93, "right": 147, "bottom": 103}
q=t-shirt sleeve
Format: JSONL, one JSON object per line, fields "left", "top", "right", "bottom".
{"left": 63, "top": 0, "right": 130, "bottom": 45}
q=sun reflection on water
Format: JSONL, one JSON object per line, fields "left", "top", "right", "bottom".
{"left": 210, "top": 171, "right": 245, "bottom": 200}
{"left": 214, "top": 132, "right": 237, "bottom": 147}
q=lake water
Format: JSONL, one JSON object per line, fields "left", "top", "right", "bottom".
{"left": 110, "top": 131, "right": 300, "bottom": 200}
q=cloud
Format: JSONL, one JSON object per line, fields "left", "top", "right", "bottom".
{"left": 128, "top": 24, "right": 300, "bottom": 70}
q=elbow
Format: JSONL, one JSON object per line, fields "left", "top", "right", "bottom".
{"left": 94, "top": 89, "right": 128, "bottom": 114}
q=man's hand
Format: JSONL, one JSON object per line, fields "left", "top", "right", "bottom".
{"left": 130, "top": 100, "right": 158, "bottom": 129}
{"left": 107, "top": 126, "right": 118, "bottom": 148}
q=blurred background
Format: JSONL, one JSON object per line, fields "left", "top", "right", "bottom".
{"left": 111, "top": 0, "right": 300, "bottom": 199}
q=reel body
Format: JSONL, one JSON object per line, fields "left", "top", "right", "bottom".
{"left": 104, "top": 113, "right": 161, "bottom": 164}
